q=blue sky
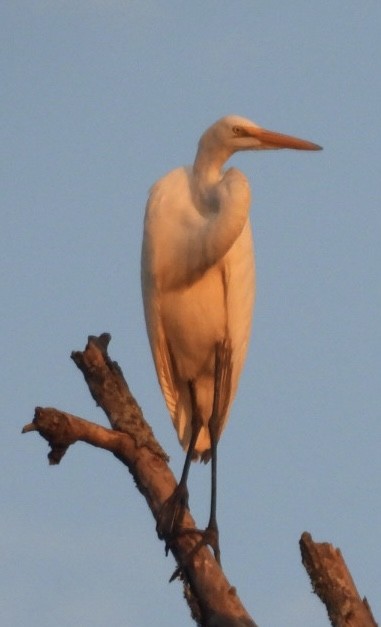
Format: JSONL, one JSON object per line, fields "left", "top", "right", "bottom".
{"left": 2, "top": 2, "right": 380, "bottom": 626}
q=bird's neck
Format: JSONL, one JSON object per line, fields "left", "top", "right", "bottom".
{"left": 193, "top": 145, "right": 231, "bottom": 192}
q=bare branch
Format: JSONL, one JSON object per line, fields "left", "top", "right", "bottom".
{"left": 300, "top": 532, "right": 377, "bottom": 627}
{"left": 22, "top": 334, "right": 258, "bottom": 627}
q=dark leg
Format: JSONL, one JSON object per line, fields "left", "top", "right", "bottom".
{"left": 156, "top": 381, "right": 203, "bottom": 550}
{"left": 204, "top": 339, "right": 233, "bottom": 564}
{"left": 202, "top": 422, "right": 220, "bottom": 562}
{"left": 177, "top": 381, "right": 203, "bottom": 494}
{"left": 170, "top": 340, "right": 232, "bottom": 572}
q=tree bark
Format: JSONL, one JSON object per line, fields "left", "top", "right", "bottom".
{"left": 22, "top": 333, "right": 258, "bottom": 627}
{"left": 22, "top": 334, "right": 378, "bottom": 627}
{"left": 300, "top": 532, "right": 378, "bottom": 627}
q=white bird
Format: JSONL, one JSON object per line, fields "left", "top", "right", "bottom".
{"left": 141, "top": 115, "right": 321, "bottom": 560}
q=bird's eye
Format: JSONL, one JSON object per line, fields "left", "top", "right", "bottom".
{"left": 232, "top": 126, "right": 242, "bottom": 137}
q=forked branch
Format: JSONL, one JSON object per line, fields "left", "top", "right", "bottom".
{"left": 22, "top": 334, "right": 258, "bottom": 627}
{"left": 22, "top": 334, "right": 377, "bottom": 627}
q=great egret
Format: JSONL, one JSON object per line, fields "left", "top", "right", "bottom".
{"left": 141, "top": 115, "right": 321, "bottom": 560}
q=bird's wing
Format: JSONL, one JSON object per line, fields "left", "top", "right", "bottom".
{"left": 141, "top": 172, "right": 183, "bottom": 419}
{"left": 142, "top": 274, "right": 197, "bottom": 452}
{"left": 141, "top": 272, "right": 179, "bottom": 419}
{"left": 221, "top": 220, "right": 256, "bottom": 429}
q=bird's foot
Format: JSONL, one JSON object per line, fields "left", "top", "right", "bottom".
{"left": 180, "top": 518, "right": 220, "bottom": 563}
{"left": 156, "top": 483, "right": 190, "bottom": 554}
{"left": 169, "top": 520, "right": 221, "bottom": 582}
{"left": 204, "top": 520, "right": 220, "bottom": 564}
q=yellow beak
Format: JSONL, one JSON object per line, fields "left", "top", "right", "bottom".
{"left": 249, "top": 126, "right": 322, "bottom": 151}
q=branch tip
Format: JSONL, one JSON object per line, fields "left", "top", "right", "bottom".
{"left": 71, "top": 332, "right": 112, "bottom": 369}
{"left": 89, "top": 332, "right": 111, "bottom": 350}
{"left": 300, "top": 531, "right": 378, "bottom": 627}
{"left": 22, "top": 422, "right": 37, "bottom": 434}
{"left": 48, "top": 444, "right": 69, "bottom": 465}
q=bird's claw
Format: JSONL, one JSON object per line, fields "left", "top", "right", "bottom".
{"left": 156, "top": 483, "right": 190, "bottom": 553}
{"left": 169, "top": 523, "right": 221, "bottom": 582}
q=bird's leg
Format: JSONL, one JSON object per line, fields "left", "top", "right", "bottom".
{"left": 156, "top": 381, "right": 203, "bottom": 552}
{"left": 179, "top": 380, "right": 203, "bottom": 492}
{"left": 205, "top": 414, "right": 220, "bottom": 562}
{"left": 204, "top": 339, "right": 233, "bottom": 564}
{"left": 170, "top": 340, "right": 233, "bottom": 573}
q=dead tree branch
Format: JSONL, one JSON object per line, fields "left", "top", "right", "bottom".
{"left": 22, "top": 334, "right": 377, "bottom": 626}
{"left": 300, "top": 532, "right": 377, "bottom": 627}
{"left": 22, "top": 333, "right": 258, "bottom": 627}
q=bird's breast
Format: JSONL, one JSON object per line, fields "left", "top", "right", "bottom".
{"left": 160, "top": 263, "right": 227, "bottom": 381}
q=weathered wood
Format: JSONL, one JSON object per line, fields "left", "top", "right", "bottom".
{"left": 300, "top": 532, "right": 377, "bottom": 627}
{"left": 22, "top": 334, "right": 258, "bottom": 627}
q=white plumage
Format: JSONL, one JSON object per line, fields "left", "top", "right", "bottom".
{"left": 141, "top": 115, "right": 321, "bottom": 461}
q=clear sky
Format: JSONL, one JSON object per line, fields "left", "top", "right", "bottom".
{"left": 2, "top": 2, "right": 380, "bottom": 626}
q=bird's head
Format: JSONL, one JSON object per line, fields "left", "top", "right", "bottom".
{"left": 199, "top": 115, "right": 322, "bottom": 156}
